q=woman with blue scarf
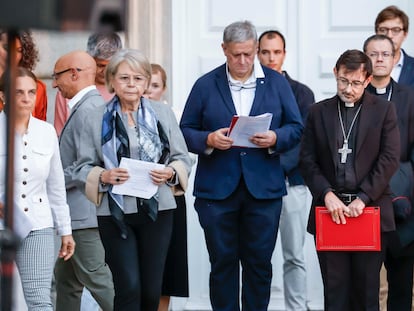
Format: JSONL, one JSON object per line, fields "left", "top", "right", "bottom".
{"left": 71, "top": 49, "right": 192, "bottom": 311}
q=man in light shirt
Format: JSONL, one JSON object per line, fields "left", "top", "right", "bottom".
{"left": 375, "top": 5, "right": 414, "bottom": 88}
{"left": 258, "top": 30, "right": 314, "bottom": 311}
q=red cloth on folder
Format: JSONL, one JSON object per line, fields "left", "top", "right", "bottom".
{"left": 315, "top": 206, "right": 381, "bottom": 251}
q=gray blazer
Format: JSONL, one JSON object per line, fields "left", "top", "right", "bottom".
{"left": 59, "top": 88, "right": 106, "bottom": 230}
{"left": 70, "top": 97, "right": 192, "bottom": 216}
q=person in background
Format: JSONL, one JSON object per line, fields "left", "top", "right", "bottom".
{"left": 144, "top": 63, "right": 190, "bottom": 311}
{"left": 375, "top": 5, "right": 414, "bottom": 88}
{"left": 0, "top": 67, "right": 75, "bottom": 310}
{"left": 364, "top": 34, "right": 414, "bottom": 311}
{"left": 144, "top": 64, "right": 168, "bottom": 104}
{"left": 68, "top": 49, "right": 192, "bottom": 310}
{"left": 54, "top": 31, "right": 122, "bottom": 136}
{"left": 257, "top": 29, "right": 314, "bottom": 311}
{"left": 300, "top": 49, "right": 400, "bottom": 311}
{"left": 52, "top": 50, "right": 115, "bottom": 311}
{"left": 180, "top": 20, "right": 303, "bottom": 310}
{"left": 0, "top": 30, "right": 48, "bottom": 120}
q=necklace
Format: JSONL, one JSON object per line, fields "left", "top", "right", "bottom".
{"left": 337, "top": 101, "right": 362, "bottom": 164}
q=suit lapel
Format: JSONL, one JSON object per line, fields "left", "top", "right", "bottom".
{"left": 322, "top": 98, "right": 340, "bottom": 166}
{"left": 399, "top": 51, "right": 412, "bottom": 85}
{"left": 59, "top": 89, "right": 99, "bottom": 141}
{"left": 249, "top": 78, "right": 266, "bottom": 116}
{"left": 215, "top": 67, "right": 237, "bottom": 115}
{"left": 355, "top": 93, "right": 373, "bottom": 159}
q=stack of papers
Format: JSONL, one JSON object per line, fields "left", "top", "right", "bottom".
{"left": 227, "top": 113, "right": 273, "bottom": 148}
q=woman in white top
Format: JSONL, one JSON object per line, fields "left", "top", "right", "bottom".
{"left": 0, "top": 67, "right": 75, "bottom": 310}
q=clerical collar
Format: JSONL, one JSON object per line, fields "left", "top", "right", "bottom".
{"left": 376, "top": 87, "right": 386, "bottom": 94}
{"left": 366, "top": 82, "right": 393, "bottom": 101}
{"left": 340, "top": 98, "right": 362, "bottom": 109}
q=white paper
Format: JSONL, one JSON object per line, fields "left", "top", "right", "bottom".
{"left": 112, "top": 157, "right": 165, "bottom": 199}
{"left": 228, "top": 113, "right": 273, "bottom": 148}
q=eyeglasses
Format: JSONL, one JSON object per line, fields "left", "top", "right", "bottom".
{"left": 336, "top": 77, "right": 366, "bottom": 89}
{"left": 228, "top": 80, "right": 256, "bottom": 91}
{"left": 377, "top": 27, "right": 404, "bottom": 36}
{"left": 367, "top": 51, "right": 393, "bottom": 59}
{"left": 116, "top": 74, "right": 148, "bottom": 85}
{"left": 52, "top": 68, "right": 81, "bottom": 80}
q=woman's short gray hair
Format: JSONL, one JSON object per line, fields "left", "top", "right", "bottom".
{"left": 223, "top": 20, "right": 257, "bottom": 44}
{"left": 105, "top": 49, "right": 151, "bottom": 93}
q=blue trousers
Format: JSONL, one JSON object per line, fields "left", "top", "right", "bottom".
{"left": 195, "top": 179, "right": 282, "bottom": 311}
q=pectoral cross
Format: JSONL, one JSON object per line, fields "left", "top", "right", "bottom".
{"left": 338, "top": 141, "right": 352, "bottom": 163}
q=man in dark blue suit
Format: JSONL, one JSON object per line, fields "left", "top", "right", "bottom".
{"left": 375, "top": 5, "right": 414, "bottom": 89}
{"left": 257, "top": 29, "right": 314, "bottom": 311}
{"left": 180, "top": 20, "right": 303, "bottom": 311}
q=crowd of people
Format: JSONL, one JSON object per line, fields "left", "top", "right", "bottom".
{"left": 0, "top": 4, "right": 414, "bottom": 311}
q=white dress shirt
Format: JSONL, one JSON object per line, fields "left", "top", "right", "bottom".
{"left": 68, "top": 85, "right": 97, "bottom": 111}
{"left": 0, "top": 113, "right": 71, "bottom": 236}
{"left": 391, "top": 50, "right": 404, "bottom": 82}
{"left": 227, "top": 58, "right": 265, "bottom": 116}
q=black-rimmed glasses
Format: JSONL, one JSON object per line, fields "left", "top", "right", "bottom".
{"left": 52, "top": 68, "right": 82, "bottom": 80}
{"left": 377, "top": 27, "right": 404, "bottom": 36}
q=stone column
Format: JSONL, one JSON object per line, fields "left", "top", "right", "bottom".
{"left": 127, "top": 0, "right": 172, "bottom": 102}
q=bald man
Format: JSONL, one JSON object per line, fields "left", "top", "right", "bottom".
{"left": 53, "top": 51, "right": 114, "bottom": 311}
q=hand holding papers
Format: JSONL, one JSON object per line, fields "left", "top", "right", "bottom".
{"left": 228, "top": 113, "right": 273, "bottom": 148}
{"left": 112, "top": 157, "right": 165, "bottom": 199}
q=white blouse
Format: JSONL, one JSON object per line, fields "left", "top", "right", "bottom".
{"left": 0, "top": 113, "right": 71, "bottom": 236}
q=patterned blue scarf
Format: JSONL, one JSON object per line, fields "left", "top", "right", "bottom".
{"left": 101, "top": 96, "right": 169, "bottom": 238}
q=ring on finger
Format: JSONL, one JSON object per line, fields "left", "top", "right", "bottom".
{"left": 116, "top": 177, "right": 120, "bottom": 182}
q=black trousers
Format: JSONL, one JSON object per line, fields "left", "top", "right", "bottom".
{"left": 98, "top": 210, "right": 173, "bottom": 311}
{"left": 383, "top": 232, "right": 414, "bottom": 311}
{"left": 317, "top": 234, "right": 385, "bottom": 311}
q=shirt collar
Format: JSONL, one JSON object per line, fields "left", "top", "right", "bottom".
{"left": 226, "top": 57, "right": 265, "bottom": 85}
{"left": 68, "top": 85, "right": 97, "bottom": 110}
{"left": 395, "top": 50, "right": 404, "bottom": 68}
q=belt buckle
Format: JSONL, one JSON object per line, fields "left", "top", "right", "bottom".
{"left": 340, "top": 193, "right": 356, "bottom": 204}
{"left": 343, "top": 195, "right": 352, "bottom": 204}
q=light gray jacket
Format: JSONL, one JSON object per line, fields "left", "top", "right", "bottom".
{"left": 59, "top": 88, "right": 106, "bottom": 230}
{"left": 70, "top": 97, "right": 192, "bottom": 216}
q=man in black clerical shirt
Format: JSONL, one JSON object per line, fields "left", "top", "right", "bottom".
{"left": 364, "top": 34, "right": 414, "bottom": 311}
{"left": 300, "top": 49, "right": 400, "bottom": 311}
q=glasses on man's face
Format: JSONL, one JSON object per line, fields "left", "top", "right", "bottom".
{"left": 336, "top": 77, "right": 366, "bottom": 89}
{"left": 116, "top": 74, "right": 147, "bottom": 85}
{"left": 228, "top": 80, "right": 256, "bottom": 91}
{"left": 368, "top": 51, "right": 393, "bottom": 59}
{"left": 377, "top": 27, "right": 404, "bottom": 36}
{"left": 52, "top": 68, "right": 81, "bottom": 80}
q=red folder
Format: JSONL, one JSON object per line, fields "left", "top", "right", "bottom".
{"left": 315, "top": 206, "right": 381, "bottom": 251}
